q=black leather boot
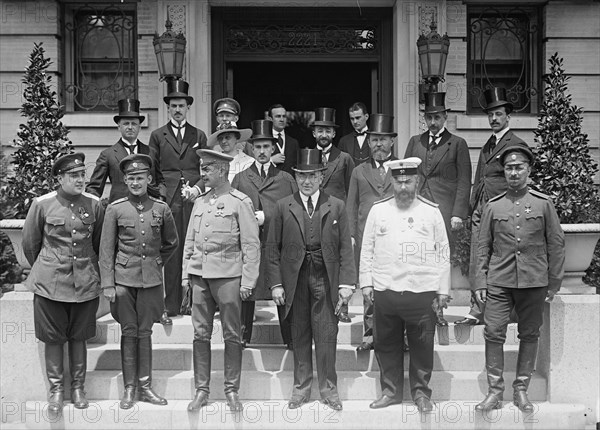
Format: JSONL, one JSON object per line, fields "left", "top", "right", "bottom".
{"left": 188, "top": 340, "right": 211, "bottom": 411}
{"left": 513, "top": 341, "right": 538, "bottom": 413}
{"left": 45, "top": 343, "right": 65, "bottom": 413}
{"left": 223, "top": 340, "right": 242, "bottom": 395}
{"left": 120, "top": 336, "right": 137, "bottom": 409}
{"left": 137, "top": 337, "right": 167, "bottom": 405}
{"left": 476, "top": 342, "right": 504, "bottom": 411}
{"left": 68, "top": 340, "right": 89, "bottom": 409}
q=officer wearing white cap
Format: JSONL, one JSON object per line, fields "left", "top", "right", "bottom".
{"left": 22, "top": 152, "right": 105, "bottom": 413}
{"left": 474, "top": 145, "right": 564, "bottom": 413}
{"left": 182, "top": 149, "right": 260, "bottom": 412}
{"left": 99, "top": 153, "right": 178, "bottom": 410}
{"left": 360, "top": 157, "right": 450, "bottom": 413}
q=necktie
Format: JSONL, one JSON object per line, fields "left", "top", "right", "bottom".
{"left": 260, "top": 164, "right": 266, "bottom": 179}
{"left": 174, "top": 124, "right": 183, "bottom": 146}
{"left": 322, "top": 149, "right": 330, "bottom": 164}
{"left": 277, "top": 132, "right": 284, "bottom": 150}
{"left": 378, "top": 162, "right": 386, "bottom": 177}
{"left": 488, "top": 135, "right": 497, "bottom": 154}
{"left": 429, "top": 134, "right": 439, "bottom": 150}
{"left": 307, "top": 195, "right": 314, "bottom": 217}
{"left": 125, "top": 143, "right": 136, "bottom": 155}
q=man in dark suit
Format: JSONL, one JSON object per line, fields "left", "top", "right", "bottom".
{"left": 338, "top": 102, "right": 371, "bottom": 166}
{"left": 404, "top": 92, "right": 472, "bottom": 326}
{"left": 86, "top": 99, "right": 165, "bottom": 204}
{"left": 149, "top": 80, "right": 208, "bottom": 323}
{"left": 312, "top": 107, "right": 355, "bottom": 202}
{"left": 266, "top": 148, "right": 356, "bottom": 412}
{"left": 346, "top": 113, "right": 397, "bottom": 347}
{"left": 267, "top": 104, "right": 299, "bottom": 176}
{"left": 232, "top": 119, "right": 298, "bottom": 349}
{"left": 455, "top": 87, "right": 529, "bottom": 326}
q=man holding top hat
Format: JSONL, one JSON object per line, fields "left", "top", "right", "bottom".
{"left": 404, "top": 92, "right": 472, "bottom": 325}
{"left": 23, "top": 152, "right": 104, "bottom": 413}
{"left": 474, "top": 145, "right": 564, "bottom": 412}
{"left": 87, "top": 98, "right": 166, "bottom": 204}
{"left": 231, "top": 119, "right": 298, "bottom": 349}
{"left": 182, "top": 149, "right": 260, "bottom": 412}
{"left": 455, "top": 87, "right": 529, "bottom": 327}
{"left": 100, "top": 153, "right": 178, "bottom": 409}
{"left": 345, "top": 113, "right": 398, "bottom": 347}
{"left": 311, "top": 107, "right": 355, "bottom": 202}
{"left": 266, "top": 148, "right": 356, "bottom": 411}
{"left": 149, "top": 80, "right": 207, "bottom": 322}
{"left": 360, "top": 157, "right": 450, "bottom": 413}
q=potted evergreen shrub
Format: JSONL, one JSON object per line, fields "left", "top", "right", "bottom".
{"left": 530, "top": 52, "right": 600, "bottom": 292}
{"left": 0, "top": 42, "right": 73, "bottom": 268}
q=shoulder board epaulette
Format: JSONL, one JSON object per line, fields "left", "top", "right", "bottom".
{"left": 417, "top": 195, "right": 439, "bottom": 207}
{"left": 111, "top": 197, "right": 129, "bottom": 205}
{"left": 529, "top": 189, "right": 550, "bottom": 200}
{"left": 81, "top": 191, "right": 100, "bottom": 201}
{"left": 229, "top": 188, "right": 248, "bottom": 201}
{"left": 149, "top": 196, "right": 166, "bottom": 204}
{"left": 373, "top": 195, "right": 394, "bottom": 205}
{"left": 488, "top": 192, "right": 506, "bottom": 203}
{"left": 36, "top": 191, "right": 57, "bottom": 202}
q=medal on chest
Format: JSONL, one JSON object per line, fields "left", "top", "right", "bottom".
{"left": 78, "top": 207, "right": 89, "bottom": 220}
{"left": 524, "top": 204, "right": 532, "bottom": 214}
{"left": 216, "top": 202, "right": 225, "bottom": 217}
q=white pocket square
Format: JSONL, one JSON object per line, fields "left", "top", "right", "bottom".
{"left": 333, "top": 220, "right": 338, "bottom": 225}
{"left": 193, "top": 142, "right": 199, "bottom": 148}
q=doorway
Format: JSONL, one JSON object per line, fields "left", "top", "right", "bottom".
{"left": 230, "top": 61, "right": 376, "bottom": 147}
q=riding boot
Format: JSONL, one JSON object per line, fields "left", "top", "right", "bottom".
{"left": 45, "top": 343, "right": 65, "bottom": 413}
{"left": 137, "top": 337, "right": 167, "bottom": 405}
{"left": 68, "top": 340, "right": 89, "bottom": 409}
{"left": 120, "top": 336, "right": 138, "bottom": 409}
{"left": 476, "top": 341, "right": 504, "bottom": 411}
{"left": 513, "top": 341, "right": 538, "bottom": 413}
{"left": 188, "top": 340, "right": 211, "bottom": 411}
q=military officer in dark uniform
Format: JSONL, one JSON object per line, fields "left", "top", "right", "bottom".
{"left": 23, "top": 153, "right": 104, "bottom": 412}
{"left": 474, "top": 146, "right": 565, "bottom": 413}
{"left": 182, "top": 149, "right": 260, "bottom": 412}
{"left": 99, "top": 154, "right": 178, "bottom": 410}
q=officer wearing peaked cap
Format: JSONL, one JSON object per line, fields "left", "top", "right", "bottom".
{"left": 474, "top": 145, "right": 564, "bottom": 414}
{"left": 23, "top": 152, "right": 105, "bottom": 413}
{"left": 360, "top": 157, "right": 450, "bottom": 413}
{"left": 99, "top": 153, "right": 178, "bottom": 410}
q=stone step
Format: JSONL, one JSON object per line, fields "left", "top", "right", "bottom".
{"left": 91, "top": 306, "right": 519, "bottom": 346}
{"left": 79, "top": 370, "right": 546, "bottom": 402}
{"left": 87, "top": 343, "right": 519, "bottom": 372}
{"left": 5, "top": 401, "right": 583, "bottom": 430}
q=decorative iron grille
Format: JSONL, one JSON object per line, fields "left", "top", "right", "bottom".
{"left": 63, "top": 3, "right": 138, "bottom": 111}
{"left": 225, "top": 24, "right": 378, "bottom": 55}
{"left": 467, "top": 5, "right": 541, "bottom": 113}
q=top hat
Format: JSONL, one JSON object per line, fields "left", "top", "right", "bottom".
{"left": 497, "top": 145, "right": 535, "bottom": 166}
{"left": 311, "top": 107, "right": 339, "bottom": 128}
{"left": 119, "top": 153, "right": 153, "bottom": 175}
{"left": 248, "top": 120, "right": 278, "bottom": 142}
{"left": 292, "top": 148, "right": 327, "bottom": 173}
{"left": 196, "top": 149, "right": 234, "bottom": 164}
{"left": 207, "top": 123, "right": 252, "bottom": 148}
{"left": 52, "top": 152, "right": 86, "bottom": 176}
{"left": 422, "top": 92, "right": 449, "bottom": 114}
{"left": 213, "top": 98, "right": 241, "bottom": 116}
{"left": 113, "top": 99, "right": 145, "bottom": 124}
{"left": 366, "top": 114, "right": 397, "bottom": 137}
{"left": 483, "top": 87, "right": 513, "bottom": 112}
{"left": 163, "top": 80, "right": 193, "bottom": 105}
{"left": 385, "top": 157, "right": 422, "bottom": 178}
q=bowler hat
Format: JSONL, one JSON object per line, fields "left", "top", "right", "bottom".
{"left": 311, "top": 107, "right": 339, "bottom": 128}
{"left": 213, "top": 98, "right": 241, "bottom": 116}
{"left": 498, "top": 145, "right": 535, "bottom": 166}
{"left": 292, "top": 148, "right": 327, "bottom": 173}
{"left": 113, "top": 99, "right": 145, "bottom": 124}
{"left": 119, "top": 153, "right": 153, "bottom": 175}
{"left": 163, "top": 80, "right": 193, "bottom": 105}
{"left": 422, "top": 92, "right": 449, "bottom": 114}
{"left": 366, "top": 114, "right": 397, "bottom": 137}
{"left": 483, "top": 87, "right": 513, "bottom": 112}
{"left": 248, "top": 120, "right": 278, "bottom": 142}
{"left": 52, "top": 152, "right": 86, "bottom": 176}
{"left": 207, "top": 123, "right": 252, "bottom": 149}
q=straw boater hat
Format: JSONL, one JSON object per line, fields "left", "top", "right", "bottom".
{"left": 52, "top": 152, "right": 86, "bottom": 176}
{"left": 213, "top": 98, "right": 241, "bottom": 116}
{"left": 366, "top": 114, "right": 397, "bottom": 137}
{"left": 119, "top": 153, "right": 153, "bottom": 175}
{"left": 483, "top": 87, "right": 513, "bottom": 112}
{"left": 163, "top": 80, "right": 193, "bottom": 105}
{"left": 422, "top": 92, "right": 450, "bottom": 114}
{"left": 292, "top": 148, "right": 328, "bottom": 173}
{"left": 113, "top": 99, "right": 145, "bottom": 124}
{"left": 385, "top": 157, "right": 422, "bottom": 180}
{"left": 311, "top": 107, "right": 339, "bottom": 128}
{"left": 248, "top": 119, "right": 278, "bottom": 142}
{"left": 206, "top": 123, "right": 252, "bottom": 149}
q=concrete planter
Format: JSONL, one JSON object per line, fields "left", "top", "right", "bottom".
{"left": 0, "top": 218, "right": 28, "bottom": 269}
{"left": 560, "top": 223, "right": 600, "bottom": 294}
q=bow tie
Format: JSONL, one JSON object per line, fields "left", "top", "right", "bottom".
{"left": 355, "top": 131, "right": 366, "bottom": 137}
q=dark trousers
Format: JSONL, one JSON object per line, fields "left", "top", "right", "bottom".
{"left": 241, "top": 301, "right": 292, "bottom": 345}
{"left": 483, "top": 285, "right": 547, "bottom": 344}
{"left": 373, "top": 289, "right": 436, "bottom": 401}
{"left": 34, "top": 295, "right": 99, "bottom": 343}
{"left": 467, "top": 208, "right": 485, "bottom": 321}
{"left": 290, "top": 252, "right": 339, "bottom": 400}
{"left": 163, "top": 182, "right": 191, "bottom": 314}
{"left": 110, "top": 285, "right": 163, "bottom": 338}
{"left": 191, "top": 275, "right": 242, "bottom": 394}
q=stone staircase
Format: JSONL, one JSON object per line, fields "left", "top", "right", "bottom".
{"left": 5, "top": 301, "right": 588, "bottom": 429}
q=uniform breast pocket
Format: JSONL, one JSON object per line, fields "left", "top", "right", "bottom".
{"left": 492, "top": 214, "right": 509, "bottom": 227}
{"left": 193, "top": 214, "right": 203, "bottom": 232}
{"left": 46, "top": 217, "right": 65, "bottom": 234}
{"left": 117, "top": 219, "right": 135, "bottom": 231}
{"left": 213, "top": 211, "right": 235, "bottom": 233}
{"left": 525, "top": 212, "right": 545, "bottom": 245}
{"left": 81, "top": 215, "right": 96, "bottom": 237}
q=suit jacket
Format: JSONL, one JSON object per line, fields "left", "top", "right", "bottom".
{"left": 86, "top": 140, "right": 166, "bottom": 203}
{"left": 231, "top": 164, "right": 298, "bottom": 299}
{"left": 338, "top": 131, "right": 371, "bottom": 166}
{"left": 404, "top": 130, "right": 472, "bottom": 227}
{"left": 470, "top": 130, "right": 528, "bottom": 212}
{"left": 148, "top": 123, "right": 208, "bottom": 205}
{"left": 272, "top": 133, "right": 299, "bottom": 176}
{"left": 322, "top": 146, "right": 355, "bottom": 202}
{"left": 265, "top": 192, "right": 356, "bottom": 318}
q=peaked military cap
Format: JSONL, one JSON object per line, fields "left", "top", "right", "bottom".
{"left": 120, "top": 153, "right": 153, "bottom": 175}
{"left": 52, "top": 152, "right": 86, "bottom": 176}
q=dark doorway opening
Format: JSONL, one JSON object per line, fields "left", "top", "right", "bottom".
{"left": 231, "top": 61, "right": 375, "bottom": 148}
